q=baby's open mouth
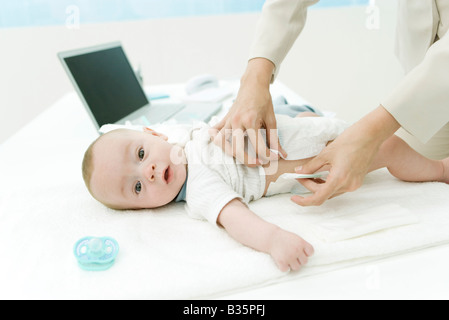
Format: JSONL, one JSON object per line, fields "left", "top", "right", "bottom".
{"left": 163, "top": 166, "right": 172, "bottom": 184}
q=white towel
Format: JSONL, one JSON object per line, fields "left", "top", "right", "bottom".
{"left": 1, "top": 133, "right": 449, "bottom": 299}
{"left": 310, "top": 204, "right": 419, "bottom": 242}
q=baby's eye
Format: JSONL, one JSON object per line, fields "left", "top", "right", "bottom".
{"left": 138, "top": 148, "right": 145, "bottom": 161}
{"left": 135, "top": 181, "right": 142, "bottom": 194}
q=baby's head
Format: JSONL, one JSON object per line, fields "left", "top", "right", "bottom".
{"left": 82, "top": 128, "right": 187, "bottom": 210}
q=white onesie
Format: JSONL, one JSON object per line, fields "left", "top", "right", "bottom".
{"left": 183, "top": 115, "right": 348, "bottom": 227}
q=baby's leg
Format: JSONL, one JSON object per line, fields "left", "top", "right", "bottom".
{"left": 370, "top": 135, "right": 449, "bottom": 183}
{"left": 263, "top": 158, "right": 312, "bottom": 195}
{"left": 440, "top": 156, "right": 449, "bottom": 184}
{"left": 296, "top": 112, "right": 320, "bottom": 118}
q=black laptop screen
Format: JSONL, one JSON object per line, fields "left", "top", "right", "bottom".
{"left": 63, "top": 46, "right": 149, "bottom": 127}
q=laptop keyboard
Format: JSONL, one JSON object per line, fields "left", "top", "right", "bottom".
{"left": 139, "top": 103, "right": 185, "bottom": 125}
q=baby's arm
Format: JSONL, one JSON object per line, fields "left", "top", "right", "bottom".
{"left": 217, "top": 199, "right": 314, "bottom": 272}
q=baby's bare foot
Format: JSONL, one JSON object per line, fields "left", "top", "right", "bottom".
{"left": 442, "top": 158, "right": 449, "bottom": 184}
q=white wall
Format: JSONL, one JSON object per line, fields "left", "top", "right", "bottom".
{"left": 0, "top": 0, "right": 403, "bottom": 144}
{"left": 282, "top": 0, "right": 404, "bottom": 124}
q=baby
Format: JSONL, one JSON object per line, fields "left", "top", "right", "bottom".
{"left": 82, "top": 114, "right": 449, "bottom": 272}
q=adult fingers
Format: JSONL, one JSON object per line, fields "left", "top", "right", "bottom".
{"left": 210, "top": 125, "right": 261, "bottom": 167}
{"left": 211, "top": 126, "right": 235, "bottom": 159}
{"left": 296, "top": 178, "right": 325, "bottom": 194}
{"left": 246, "top": 128, "right": 277, "bottom": 164}
{"left": 291, "top": 173, "right": 341, "bottom": 206}
{"left": 295, "top": 154, "right": 328, "bottom": 177}
{"left": 265, "top": 118, "right": 288, "bottom": 159}
{"left": 232, "top": 128, "right": 260, "bottom": 166}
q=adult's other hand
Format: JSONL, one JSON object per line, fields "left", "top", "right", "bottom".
{"left": 292, "top": 106, "right": 400, "bottom": 206}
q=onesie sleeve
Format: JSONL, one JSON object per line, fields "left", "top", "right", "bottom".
{"left": 249, "top": 0, "right": 319, "bottom": 82}
{"left": 382, "top": 31, "right": 449, "bottom": 143}
{"left": 184, "top": 163, "right": 242, "bottom": 227}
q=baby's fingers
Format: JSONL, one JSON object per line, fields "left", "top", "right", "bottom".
{"left": 289, "top": 258, "right": 302, "bottom": 272}
{"left": 276, "top": 260, "right": 290, "bottom": 273}
{"left": 290, "top": 245, "right": 315, "bottom": 272}
{"left": 296, "top": 244, "right": 314, "bottom": 269}
{"left": 304, "top": 243, "right": 315, "bottom": 257}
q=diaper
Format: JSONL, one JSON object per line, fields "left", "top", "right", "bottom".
{"left": 258, "top": 114, "right": 347, "bottom": 197}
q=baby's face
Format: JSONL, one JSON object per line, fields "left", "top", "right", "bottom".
{"left": 90, "top": 129, "right": 187, "bottom": 210}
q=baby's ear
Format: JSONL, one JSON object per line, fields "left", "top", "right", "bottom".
{"left": 143, "top": 127, "right": 168, "bottom": 141}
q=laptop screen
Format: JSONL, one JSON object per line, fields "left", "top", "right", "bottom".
{"left": 63, "top": 46, "right": 149, "bottom": 127}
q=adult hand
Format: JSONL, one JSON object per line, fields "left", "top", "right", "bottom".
{"left": 209, "top": 58, "right": 287, "bottom": 166}
{"left": 292, "top": 106, "right": 401, "bottom": 206}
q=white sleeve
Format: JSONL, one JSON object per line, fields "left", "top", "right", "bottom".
{"left": 383, "top": 29, "right": 449, "bottom": 143}
{"left": 249, "top": 0, "right": 319, "bottom": 82}
{"left": 185, "top": 163, "right": 242, "bottom": 227}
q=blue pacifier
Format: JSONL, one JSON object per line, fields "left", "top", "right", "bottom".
{"left": 73, "top": 237, "right": 119, "bottom": 271}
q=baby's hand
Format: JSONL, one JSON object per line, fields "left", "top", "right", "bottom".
{"left": 269, "top": 228, "right": 314, "bottom": 272}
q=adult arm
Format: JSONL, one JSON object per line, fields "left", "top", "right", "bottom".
{"left": 210, "top": 0, "right": 319, "bottom": 165}
{"left": 382, "top": 29, "right": 449, "bottom": 144}
{"left": 294, "top": 31, "right": 449, "bottom": 206}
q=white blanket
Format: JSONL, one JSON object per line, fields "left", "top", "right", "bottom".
{"left": 1, "top": 147, "right": 449, "bottom": 299}
{"left": 1, "top": 93, "right": 449, "bottom": 299}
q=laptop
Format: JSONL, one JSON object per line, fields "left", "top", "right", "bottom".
{"left": 58, "top": 42, "right": 222, "bottom": 131}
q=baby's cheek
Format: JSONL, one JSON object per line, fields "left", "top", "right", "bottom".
{"left": 149, "top": 186, "right": 175, "bottom": 207}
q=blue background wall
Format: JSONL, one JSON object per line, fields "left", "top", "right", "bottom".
{"left": 0, "top": 0, "right": 370, "bottom": 29}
